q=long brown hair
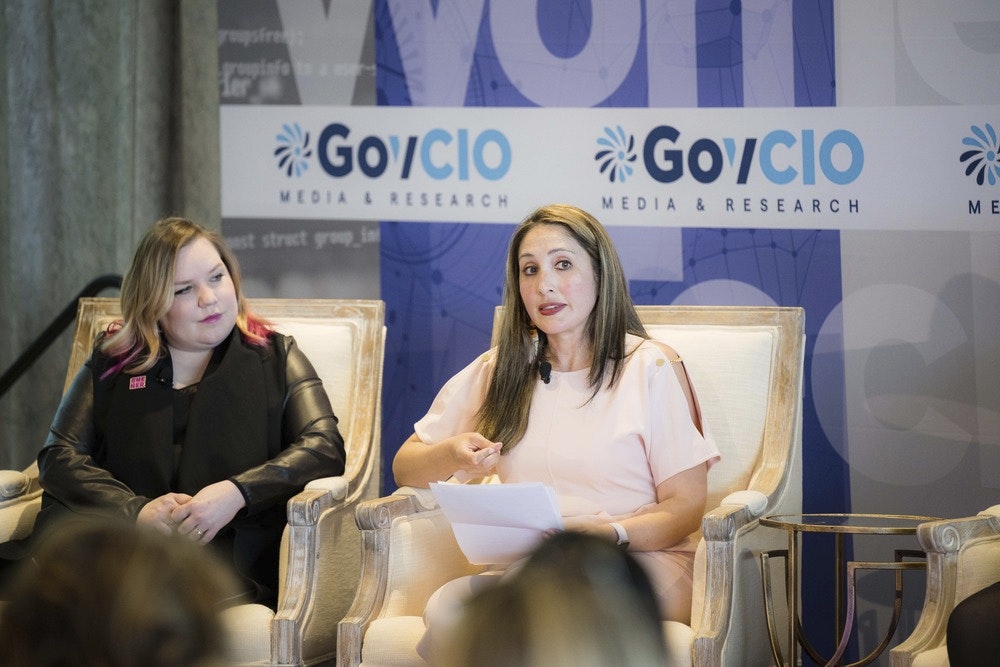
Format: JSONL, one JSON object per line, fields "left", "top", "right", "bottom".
{"left": 476, "top": 205, "right": 646, "bottom": 451}
{"left": 101, "top": 217, "right": 270, "bottom": 376}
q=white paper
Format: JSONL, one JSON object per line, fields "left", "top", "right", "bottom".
{"left": 429, "top": 481, "right": 564, "bottom": 565}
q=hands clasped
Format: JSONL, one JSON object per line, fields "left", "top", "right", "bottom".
{"left": 137, "top": 480, "right": 246, "bottom": 545}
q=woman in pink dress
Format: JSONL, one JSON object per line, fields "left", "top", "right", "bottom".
{"left": 392, "top": 204, "right": 720, "bottom": 656}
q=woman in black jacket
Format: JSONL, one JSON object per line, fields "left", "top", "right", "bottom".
{"left": 35, "top": 217, "right": 346, "bottom": 607}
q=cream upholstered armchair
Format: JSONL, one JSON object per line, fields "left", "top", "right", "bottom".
{"left": 338, "top": 305, "right": 805, "bottom": 667}
{"left": 0, "top": 296, "right": 385, "bottom": 667}
{"left": 890, "top": 505, "right": 1000, "bottom": 667}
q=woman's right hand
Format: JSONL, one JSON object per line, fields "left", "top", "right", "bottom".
{"left": 137, "top": 493, "right": 193, "bottom": 535}
{"left": 392, "top": 431, "right": 502, "bottom": 488}
{"left": 448, "top": 432, "right": 502, "bottom": 479}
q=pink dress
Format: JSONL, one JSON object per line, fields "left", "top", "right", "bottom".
{"left": 415, "top": 334, "right": 721, "bottom": 622}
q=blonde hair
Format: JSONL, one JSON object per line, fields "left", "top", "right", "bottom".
{"left": 101, "top": 217, "right": 269, "bottom": 376}
{"left": 0, "top": 517, "right": 240, "bottom": 667}
{"left": 476, "top": 204, "right": 647, "bottom": 451}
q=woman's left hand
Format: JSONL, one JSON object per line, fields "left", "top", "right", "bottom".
{"left": 169, "top": 480, "right": 247, "bottom": 544}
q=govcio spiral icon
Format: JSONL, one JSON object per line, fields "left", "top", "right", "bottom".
{"left": 275, "top": 123, "right": 312, "bottom": 178}
{"left": 960, "top": 123, "right": 1000, "bottom": 186}
{"left": 595, "top": 125, "right": 636, "bottom": 183}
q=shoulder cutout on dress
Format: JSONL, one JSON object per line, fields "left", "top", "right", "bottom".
{"left": 645, "top": 338, "right": 684, "bottom": 365}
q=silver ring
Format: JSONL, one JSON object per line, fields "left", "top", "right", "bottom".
{"left": 194, "top": 529, "right": 204, "bottom": 538}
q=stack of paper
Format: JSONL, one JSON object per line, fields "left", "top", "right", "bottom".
{"left": 429, "top": 481, "right": 564, "bottom": 565}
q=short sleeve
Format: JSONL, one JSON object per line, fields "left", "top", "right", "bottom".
{"left": 642, "top": 348, "right": 721, "bottom": 486}
{"left": 414, "top": 350, "right": 496, "bottom": 445}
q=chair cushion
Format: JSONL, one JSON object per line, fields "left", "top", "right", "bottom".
{"left": 272, "top": 319, "right": 357, "bottom": 444}
{"left": 220, "top": 603, "right": 274, "bottom": 665}
{"left": 981, "top": 505, "right": 1000, "bottom": 519}
{"left": 361, "top": 616, "right": 426, "bottom": 667}
{"left": 664, "top": 620, "right": 695, "bottom": 666}
{"left": 956, "top": 536, "right": 1000, "bottom": 603}
{"left": 644, "top": 324, "right": 775, "bottom": 510}
{"left": 912, "top": 644, "right": 949, "bottom": 667}
{"left": 360, "top": 616, "right": 695, "bottom": 666}
{"left": 0, "top": 470, "right": 29, "bottom": 500}
{"left": 382, "top": 509, "right": 484, "bottom": 618}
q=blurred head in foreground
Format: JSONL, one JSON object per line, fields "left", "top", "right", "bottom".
{"left": 437, "top": 531, "right": 668, "bottom": 667}
{"left": 0, "top": 517, "right": 240, "bottom": 667}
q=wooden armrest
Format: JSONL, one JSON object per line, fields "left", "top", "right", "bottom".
{"left": 389, "top": 485, "right": 441, "bottom": 511}
{"left": 720, "top": 490, "right": 769, "bottom": 517}
{"left": 0, "top": 465, "right": 43, "bottom": 547}
{"left": 337, "top": 493, "right": 430, "bottom": 666}
{"left": 694, "top": 499, "right": 793, "bottom": 667}
{"left": 304, "top": 475, "right": 349, "bottom": 500}
{"left": 347, "top": 492, "right": 430, "bottom": 619}
{"left": 0, "top": 470, "right": 31, "bottom": 501}
{"left": 271, "top": 478, "right": 359, "bottom": 666}
{"left": 702, "top": 500, "right": 763, "bottom": 541}
{"left": 693, "top": 503, "right": 759, "bottom": 661}
{"left": 892, "top": 513, "right": 1000, "bottom": 666}
{"left": 917, "top": 513, "right": 1000, "bottom": 556}
{"left": 0, "top": 463, "right": 40, "bottom": 505}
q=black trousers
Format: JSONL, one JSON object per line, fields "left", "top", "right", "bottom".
{"left": 947, "top": 579, "right": 1000, "bottom": 667}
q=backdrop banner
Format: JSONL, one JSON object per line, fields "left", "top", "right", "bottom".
{"left": 218, "top": 2, "right": 1000, "bottom": 661}
{"left": 222, "top": 104, "right": 999, "bottom": 230}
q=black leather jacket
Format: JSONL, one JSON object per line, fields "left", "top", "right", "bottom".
{"left": 35, "top": 330, "right": 346, "bottom": 603}
{"left": 38, "top": 329, "right": 345, "bottom": 517}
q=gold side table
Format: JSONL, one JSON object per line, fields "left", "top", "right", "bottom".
{"left": 759, "top": 513, "right": 937, "bottom": 667}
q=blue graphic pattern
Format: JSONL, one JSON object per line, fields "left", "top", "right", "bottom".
{"left": 374, "top": 1, "right": 835, "bottom": 108}
{"left": 375, "top": 0, "right": 840, "bottom": 496}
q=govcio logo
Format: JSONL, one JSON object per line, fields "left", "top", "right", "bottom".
{"left": 960, "top": 124, "right": 1000, "bottom": 186}
{"left": 274, "top": 123, "right": 312, "bottom": 178}
{"left": 273, "top": 123, "right": 512, "bottom": 181}
{"left": 594, "top": 124, "right": 864, "bottom": 186}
